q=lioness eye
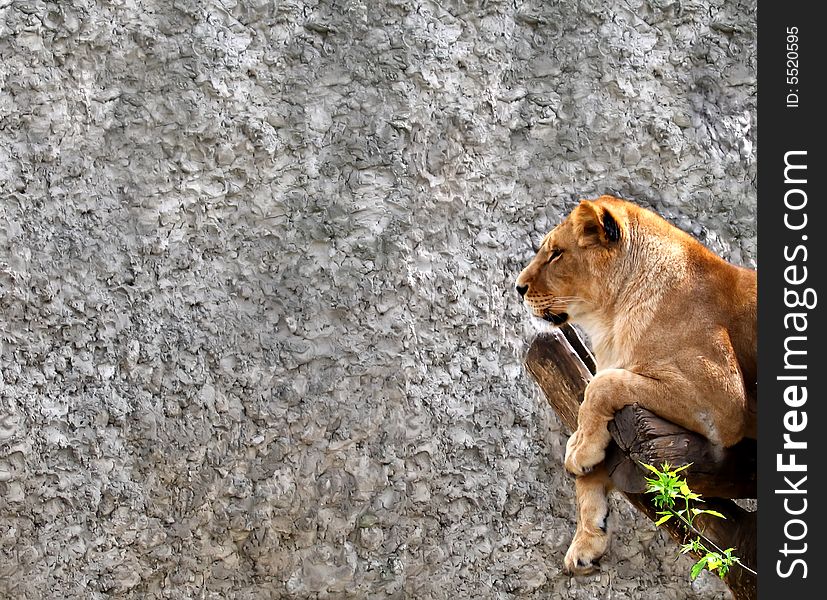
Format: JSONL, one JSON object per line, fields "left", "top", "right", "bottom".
{"left": 546, "top": 248, "right": 563, "bottom": 264}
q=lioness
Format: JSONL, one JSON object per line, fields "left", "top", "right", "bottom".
{"left": 516, "top": 195, "right": 756, "bottom": 575}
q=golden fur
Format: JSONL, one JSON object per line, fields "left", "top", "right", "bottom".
{"left": 516, "top": 196, "right": 756, "bottom": 574}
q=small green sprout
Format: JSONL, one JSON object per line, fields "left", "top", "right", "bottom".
{"left": 642, "top": 462, "right": 751, "bottom": 581}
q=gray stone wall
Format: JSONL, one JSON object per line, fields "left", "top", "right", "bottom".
{"left": 0, "top": 0, "right": 754, "bottom": 598}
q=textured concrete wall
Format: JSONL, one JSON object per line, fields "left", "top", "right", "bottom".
{"left": 0, "top": 0, "right": 754, "bottom": 598}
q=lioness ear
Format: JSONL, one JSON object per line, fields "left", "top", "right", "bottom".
{"left": 573, "top": 200, "right": 622, "bottom": 247}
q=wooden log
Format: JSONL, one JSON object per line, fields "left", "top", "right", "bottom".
{"left": 524, "top": 326, "right": 756, "bottom": 600}
{"left": 606, "top": 405, "right": 757, "bottom": 498}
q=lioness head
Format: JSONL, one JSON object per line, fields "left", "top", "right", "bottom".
{"left": 515, "top": 195, "right": 630, "bottom": 328}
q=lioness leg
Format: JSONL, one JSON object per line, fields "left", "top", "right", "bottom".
{"left": 565, "top": 368, "right": 644, "bottom": 476}
{"left": 564, "top": 464, "right": 612, "bottom": 575}
{"left": 564, "top": 367, "right": 739, "bottom": 476}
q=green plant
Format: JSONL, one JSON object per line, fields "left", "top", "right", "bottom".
{"left": 642, "top": 462, "right": 755, "bottom": 580}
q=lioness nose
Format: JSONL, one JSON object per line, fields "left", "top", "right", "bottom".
{"left": 516, "top": 284, "right": 528, "bottom": 298}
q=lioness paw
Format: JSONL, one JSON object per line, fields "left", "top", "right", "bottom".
{"left": 564, "top": 431, "right": 605, "bottom": 476}
{"left": 564, "top": 529, "right": 609, "bottom": 576}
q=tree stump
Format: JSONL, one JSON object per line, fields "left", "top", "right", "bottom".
{"left": 524, "top": 325, "right": 757, "bottom": 600}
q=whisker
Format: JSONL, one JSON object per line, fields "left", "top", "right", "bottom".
{"left": 530, "top": 298, "right": 590, "bottom": 307}
{"left": 526, "top": 295, "right": 592, "bottom": 316}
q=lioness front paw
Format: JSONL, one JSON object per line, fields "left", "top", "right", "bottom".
{"left": 563, "top": 527, "right": 609, "bottom": 576}
{"left": 564, "top": 430, "right": 606, "bottom": 476}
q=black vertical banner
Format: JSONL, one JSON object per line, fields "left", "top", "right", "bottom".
{"left": 757, "top": 2, "right": 824, "bottom": 598}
